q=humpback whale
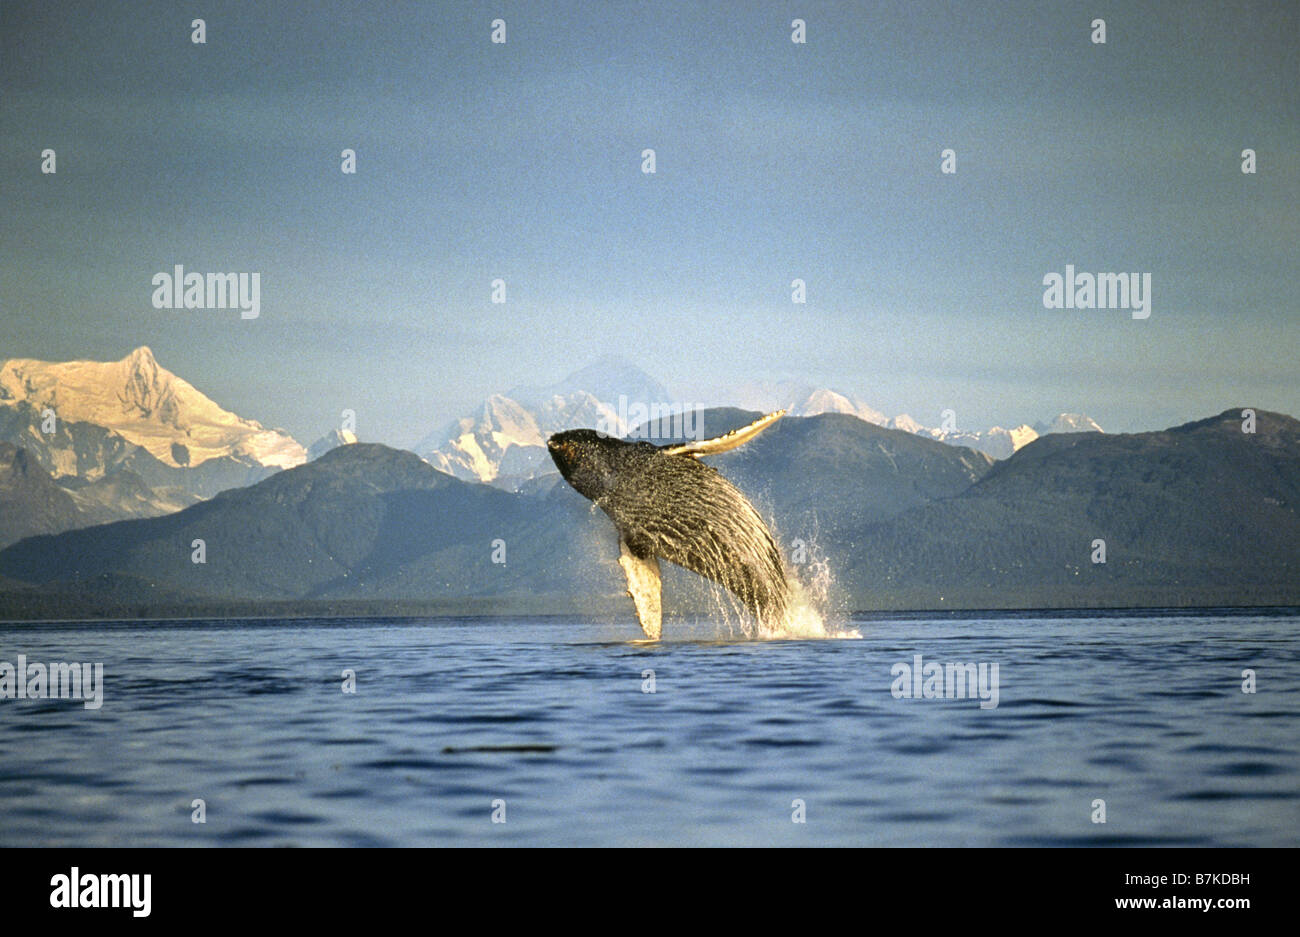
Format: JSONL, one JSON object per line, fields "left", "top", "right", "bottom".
{"left": 547, "top": 411, "right": 790, "bottom": 639}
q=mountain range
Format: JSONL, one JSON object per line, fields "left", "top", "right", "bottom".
{"left": 1, "top": 346, "right": 1101, "bottom": 508}
{"left": 417, "top": 360, "right": 1104, "bottom": 489}
{"left": 836, "top": 408, "right": 1300, "bottom": 608}
{"left": 1, "top": 347, "right": 1288, "bottom": 620}
{"left": 0, "top": 406, "right": 1294, "bottom": 620}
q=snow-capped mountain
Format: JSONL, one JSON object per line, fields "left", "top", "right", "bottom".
{"left": 419, "top": 394, "right": 546, "bottom": 484}
{"left": 884, "top": 413, "right": 1104, "bottom": 461}
{"left": 794, "top": 390, "right": 1101, "bottom": 460}
{"left": 418, "top": 392, "right": 624, "bottom": 487}
{"left": 1034, "top": 413, "right": 1105, "bottom": 435}
{"left": 0, "top": 346, "right": 305, "bottom": 472}
{"left": 790, "top": 389, "right": 888, "bottom": 426}
{"left": 508, "top": 356, "right": 671, "bottom": 416}
{"left": 307, "top": 428, "right": 358, "bottom": 461}
{"left": 888, "top": 414, "right": 1040, "bottom": 460}
{"left": 418, "top": 361, "right": 1105, "bottom": 488}
{"left": 416, "top": 358, "right": 677, "bottom": 488}
{"left": 0, "top": 346, "right": 307, "bottom": 496}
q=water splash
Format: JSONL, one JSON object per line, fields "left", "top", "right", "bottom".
{"left": 697, "top": 543, "right": 861, "bottom": 641}
{"left": 756, "top": 553, "right": 861, "bottom": 640}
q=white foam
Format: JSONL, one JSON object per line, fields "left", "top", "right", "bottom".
{"left": 754, "top": 558, "right": 861, "bottom": 640}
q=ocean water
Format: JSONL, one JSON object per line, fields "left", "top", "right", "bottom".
{"left": 0, "top": 610, "right": 1296, "bottom": 847}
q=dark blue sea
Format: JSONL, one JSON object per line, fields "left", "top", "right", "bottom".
{"left": 1, "top": 610, "right": 1296, "bottom": 846}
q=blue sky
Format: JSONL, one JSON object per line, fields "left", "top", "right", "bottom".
{"left": 2, "top": 0, "right": 1296, "bottom": 446}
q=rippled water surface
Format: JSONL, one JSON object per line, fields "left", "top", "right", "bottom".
{"left": 1, "top": 611, "right": 1297, "bottom": 846}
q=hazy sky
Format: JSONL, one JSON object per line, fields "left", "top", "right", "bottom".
{"left": 2, "top": 0, "right": 1297, "bottom": 446}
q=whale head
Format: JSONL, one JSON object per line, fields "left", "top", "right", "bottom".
{"left": 547, "top": 429, "right": 633, "bottom": 501}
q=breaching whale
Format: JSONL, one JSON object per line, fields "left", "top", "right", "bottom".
{"left": 547, "top": 410, "right": 790, "bottom": 639}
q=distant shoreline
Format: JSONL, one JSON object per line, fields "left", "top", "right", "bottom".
{"left": 2, "top": 598, "right": 1296, "bottom": 627}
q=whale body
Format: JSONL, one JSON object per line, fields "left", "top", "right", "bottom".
{"left": 547, "top": 411, "right": 790, "bottom": 639}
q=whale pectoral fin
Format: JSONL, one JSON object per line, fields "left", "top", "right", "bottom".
{"left": 661, "top": 409, "right": 786, "bottom": 459}
{"left": 618, "top": 539, "right": 662, "bottom": 640}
